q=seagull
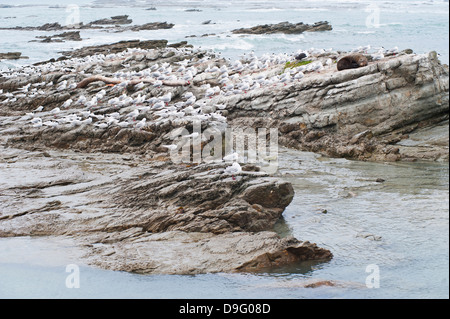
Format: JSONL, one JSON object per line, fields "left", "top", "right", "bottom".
{"left": 31, "top": 117, "right": 42, "bottom": 124}
{"left": 223, "top": 152, "right": 239, "bottom": 162}
{"left": 134, "top": 82, "right": 145, "bottom": 90}
{"left": 96, "top": 89, "right": 106, "bottom": 100}
{"left": 20, "top": 112, "right": 34, "bottom": 121}
{"left": 95, "top": 122, "right": 109, "bottom": 129}
{"left": 57, "top": 80, "right": 67, "bottom": 92}
{"left": 372, "top": 49, "right": 385, "bottom": 60}
{"left": 224, "top": 162, "right": 242, "bottom": 174}
{"left": 358, "top": 44, "right": 371, "bottom": 53}
{"left": 81, "top": 117, "right": 92, "bottom": 125}
{"left": 85, "top": 96, "right": 98, "bottom": 108}
{"left": 183, "top": 132, "right": 200, "bottom": 139}
{"left": 219, "top": 65, "right": 228, "bottom": 74}
{"left": 117, "top": 121, "right": 130, "bottom": 128}
{"left": 34, "top": 106, "right": 44, "bottom": 112}
{"left": 43, "top": 120, "right": 59, "bottom": 127}
{"left": 61, "top": 99, "right": 73, "bottom": 108}
{"left": 133, "top": 94, "right": 146, "bottom": 105}
{"left": 205, "top": 88, "right": 215, "bottom": 98}
{"left": 76, "top": 95, "right": 87, "bottom": 105}
{"left": 294, "top": 72, "right": 304, "bottom": 80}
{"left": 108, "top": 97, "right": 120, "bottom": 106}
{"left": 153, "top": 99, "right": 166, "bottom": 109}
{"left": 135, "top": 118, "right": 147, "bottom": 129}
{"left": 160, "top": 92, "right": 172, "bottom": 105}
{"left": 184, "top": 92, "right": 194, "bottom": 99}
{"left": 80, "top": 110, "right": 91, "bottom": 118}
{"left": 108, "top": 112, "right": 120, "bottom": 119}
{"left": 50, "top": 107, "right": 61, "bottom": 114}
{"left": 215, "top": 104, "right": 227, "bottom": 110}
{"left": 127, "top": 109, "right": 139, "bottom": 119}
{"left": 183, "top": 71, "right": 194, "bottom": 84}
{"left": 19, "top": 83, "right": 31, "bottom": 93}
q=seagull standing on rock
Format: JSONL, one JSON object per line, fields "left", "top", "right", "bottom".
{"left": 224, "top": 162, "right": 242, "bottom": 175}
{"left": 127, "top": 109, "right": 139, "bottom": 120}
{"left": 76, "top": 95, "right": 87, "bottom": 105}
{"left": 61, "top": 99, "right": 73, "bottom": 108}
{"left": 135, "top": 118, "right": 147, "bottom": 129}
{"left": 160, "top": 92, "right": 172, "bottom": 105}
{"left": 183, "top": 71, "right": 194, "bottom": 84}
{"left": 57, "top": 80, "right": 67, "bottom": 92}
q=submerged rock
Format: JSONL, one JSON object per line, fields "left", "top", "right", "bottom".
{"left": 90, "top": 15, "right": 133, "bottom": 25}
{"left": 0, "top": 16, "right": 174, "bottom": 34}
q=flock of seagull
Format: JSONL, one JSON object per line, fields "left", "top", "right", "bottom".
{"left": 1, "top": 44, "right": 399, "bottom": 172}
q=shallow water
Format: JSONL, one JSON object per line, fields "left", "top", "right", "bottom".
{"left": 0, "top": 148, "right": 448, "bottom": 299}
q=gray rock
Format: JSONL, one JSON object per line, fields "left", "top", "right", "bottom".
{"left": 232, "top": 21, "right": 332, "bottom": 34}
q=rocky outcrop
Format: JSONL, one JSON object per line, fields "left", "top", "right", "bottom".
{"left": 32, "top": 31, "right": 82, "bottom": 43}
{"left": 232, "top": 21, "right": 332, "bottom": 34}
{"left": 0, "top": 145, "right": 330, "bottom": 274}
{"left": 60, "top": 39, "right": 171, "bottom": 59}
{"left": 90, "top": 15, "right": 133, "bottom": 25}
{"left": 0, "top": 43, "right": 334, "bottom": 274}
{"left": 126, "top": 22, "right": 175, "bottom": 32}
{"left": 84, "top": 231, "right": 331, "bottom": 274}
{"left": 0, "top": 52, "right": 28, "bottom": 60}
{"left": 223, "top": 51, "right": 449, "bottom": 161}
{"left": 0, "top": 16, "right": 174, "bottom": 33}
{"left": 0, "top": 22, "right": 65, "bottom": 31}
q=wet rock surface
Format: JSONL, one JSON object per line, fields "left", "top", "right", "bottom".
{"left": 31, "top": 31, "right": 82, "bottom": 43}
{"left": 0, "top": 16, "right": 174, "bottom": 34}
{"left": 0, "top": 146, "right": 330, "bottom": 274}
{"left": 90, "top": 15, "right": 133, "bottom": 25}
{"left": 0, "top": 40, "right": 447, "bottom": 274}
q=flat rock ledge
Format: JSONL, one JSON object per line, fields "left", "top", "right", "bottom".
{"left": 0, "top": 146, "right": 331, "bottom": 274}
{"left": 0, "top": 52, "right": 29, "bottom": 60}
{"left": 0, "top": 15, "right": 173, "bottom": 32}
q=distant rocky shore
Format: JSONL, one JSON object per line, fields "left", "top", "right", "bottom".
{"left": 232, "top": 21, "right": 332, "bottom": 35}
{"left": 0, "top": 39, "right": 447, "bottom": 274}
{"left": 0, "top": 15, "right": 174, "bottom": 34}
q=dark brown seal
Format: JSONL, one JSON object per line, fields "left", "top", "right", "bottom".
{"left": 337, "top": 54, "right": 368, "bottom": 71}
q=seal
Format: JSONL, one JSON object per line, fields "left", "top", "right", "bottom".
{"left": 337, "top": 54, "right": 368, "bottom": 71}
{"left": 295, "top": 53, "right": 307, "bottom": 61}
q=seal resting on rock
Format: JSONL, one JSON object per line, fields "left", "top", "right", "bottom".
{"left": 337, "top": 54, "right": 368, "bottom": 71}
{"left": 295, "top": 53, "right": 307, "bottom": 61}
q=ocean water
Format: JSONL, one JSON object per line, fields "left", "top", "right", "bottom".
{"left": 0, "top": 0, "right": 449, "bottom": 299}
